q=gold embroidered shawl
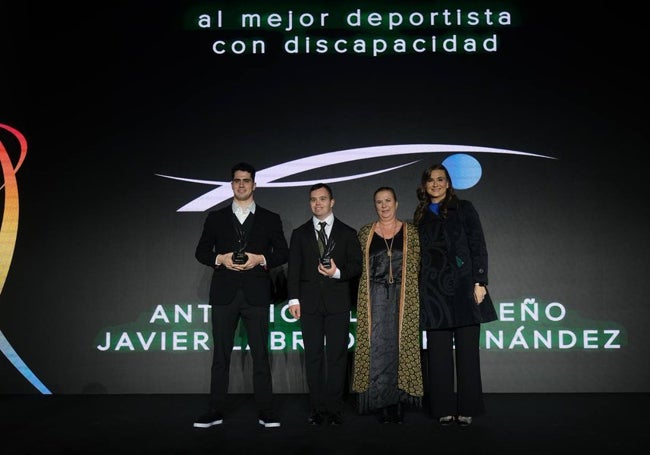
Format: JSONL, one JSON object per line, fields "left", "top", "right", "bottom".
{"left": 351, "top": 221, "right": 423, "bottom": 397}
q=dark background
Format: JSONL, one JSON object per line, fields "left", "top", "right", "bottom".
{"left": 1, "top": 1, "right": 648, "bottom": 395}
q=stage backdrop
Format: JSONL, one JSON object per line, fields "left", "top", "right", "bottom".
{"left": 1, "top": 1, "right": 647, "bottom": 394}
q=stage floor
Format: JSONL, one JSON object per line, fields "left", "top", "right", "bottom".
{"left": 2, "top": 393, "right": 648, "bottom": 454}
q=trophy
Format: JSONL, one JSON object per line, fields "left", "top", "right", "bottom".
{"left": 318, "top": 231, "right": 336, "bottom": 269}
{"left": 232, "top": 226, "right": 249, "bottom": 265}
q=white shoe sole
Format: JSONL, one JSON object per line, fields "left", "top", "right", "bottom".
{"left": 258, "top": 420, "right": 281, "bottom": 428}
{"left": 457, "top": 416, "right": 472, "bottom": 426}
{"left": 193, "top": 419, "right": 223, "bottom": 428}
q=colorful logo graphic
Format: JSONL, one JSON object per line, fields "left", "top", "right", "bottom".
{"left": 0, "top": 123, "right": 51, "bottom": 394}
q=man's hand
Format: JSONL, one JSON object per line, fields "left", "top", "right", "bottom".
{"left": 288, "top": 304, "right": 301, "bottom": 319}
{"left": 318, "top": 258, "right": 337, "bottom": 277}
{"left": 230, "top": 252, "right": 264, "bottom": 271}
{"left": 218, "top": 252, "right": 237, "bottom": 269}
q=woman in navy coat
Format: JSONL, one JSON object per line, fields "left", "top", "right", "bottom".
{"left": 413, "top": 163, "right": 497, "bottom": 427}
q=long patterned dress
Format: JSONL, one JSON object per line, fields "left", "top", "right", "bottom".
{"left": 352, "top": 222, "right": 423, "bottom": 414}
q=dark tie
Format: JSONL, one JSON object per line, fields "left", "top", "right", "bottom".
{"left": 317, "top": 221, "right": 328, "bottom": 256}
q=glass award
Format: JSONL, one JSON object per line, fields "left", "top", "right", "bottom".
{"left": 232, "top": 227, "right": 249, "bottom": 265}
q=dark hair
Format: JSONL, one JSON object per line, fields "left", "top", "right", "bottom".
{"left": 413, "top": 164, "right": 456, "bottom": 224}
{"left": 309, "top": 183, "right": 333, "bottom": 199}
{"left": 231, "top": 162, "right": 256, "bottom": 180}
{"left": 374, "top": 186, "right": 397, "bottom": 201}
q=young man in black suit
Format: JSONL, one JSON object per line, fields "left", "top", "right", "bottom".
{"left": 193, "top": 162, "right": 289, "bottom": 429}
{"left": 287, "top": 183, "right": 362, "bottom": 425}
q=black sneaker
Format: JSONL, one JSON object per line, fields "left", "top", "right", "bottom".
{"left": 457, "top": 415, "right": 472, "bottom": 426}
{"left": 193, "top": 410, "right": 223, "bottom": 428}
{"left": 307, "top": 409, "right": 324, "bottom": 425}
{"left": 258, "top": 411, "right": 281, "bottom": 428}
{"left": 327, "top": 411, "right": 343, "bottom": 426}
{"left": 438, "top": 415, "right": 455, "bottom": 425}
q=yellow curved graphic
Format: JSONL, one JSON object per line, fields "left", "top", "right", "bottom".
{"left": 0, "top": 123, "right": 51, "bottom": 393}
{"left": 0, "top": 123, "right": 25, "bottom": 294}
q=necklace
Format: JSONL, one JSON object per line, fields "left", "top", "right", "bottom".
{"left": 378, "top": 220, "right": 397, "bottom": 284}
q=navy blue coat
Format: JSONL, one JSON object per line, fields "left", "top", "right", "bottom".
{"left": 418, "top": 198, "right": 497, "bottom": 329}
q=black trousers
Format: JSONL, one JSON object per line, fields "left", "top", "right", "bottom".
{"left": 209, "top": 288, "right": 273, "bottom": 412}
{"left": 300, "top": 302, "right": 350, "bottom": 413}
{"left": 424, "top": 324, "right": 485, "bottom": 417}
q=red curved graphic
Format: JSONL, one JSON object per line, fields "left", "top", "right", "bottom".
{"left": 0, "top": 123, "right": 27, "bottom": 294}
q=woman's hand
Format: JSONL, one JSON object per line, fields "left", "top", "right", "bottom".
{"left": 473, "top": 283, "right": 487, "bottom": 304}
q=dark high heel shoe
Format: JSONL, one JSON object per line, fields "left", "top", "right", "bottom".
{"left": 377, "top": 407, "right": 391, "bottom": 424}
{"left": 394, "top": 403, "right": 404, "bottom": 424}
{"left": 385, "top": 404, "right": 403, "bottom": 424}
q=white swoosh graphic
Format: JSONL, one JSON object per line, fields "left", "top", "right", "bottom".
{"left": 157, "top": 144, "right": 555, "bottom": 212}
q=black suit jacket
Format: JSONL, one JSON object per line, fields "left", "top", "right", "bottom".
{"left": 195, "top": 202, "right": 289, "bottom": 306}
{"left": 287, "top": 217, "right": 362, "bottom": 314}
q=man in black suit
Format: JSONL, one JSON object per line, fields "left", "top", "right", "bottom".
{"left": 193, "top": 162, "right": 289, "bottom": 429}
{"left": 287, "top": 183, "right": 362, "bottom": 425}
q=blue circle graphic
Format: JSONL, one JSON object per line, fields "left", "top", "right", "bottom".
{"left": 442, "top": 153, "right": 482, "bottom": 190}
